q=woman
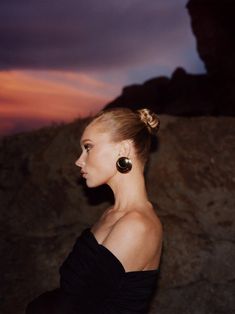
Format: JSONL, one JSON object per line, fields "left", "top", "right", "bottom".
{"left": 26, "top": 107, "right": 163, "bottom": 314}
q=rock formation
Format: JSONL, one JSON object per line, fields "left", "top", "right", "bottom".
{"left": 187, "top": 0, "right": 235, "bottom": 80}
{"left": 106, "top": 68, "right": 220, "bottom": 115}
{"left": 106, "top": 0, "right": 235, "bottom": 116}
{"left": 0, "top": 115, "right": 235, "bottom": 314}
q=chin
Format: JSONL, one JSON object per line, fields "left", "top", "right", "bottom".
{"left": 85, "top": 179, "right": 102, "bottom": 188}
{"left": 86, "top": 182, "right": 97, "bottom": 188}
{"left": 85, "top": 176, "right": 109, "bottom": 188}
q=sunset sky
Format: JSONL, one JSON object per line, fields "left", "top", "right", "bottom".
{"left": 0, "top": 0, "right": 205, "bottom": 137}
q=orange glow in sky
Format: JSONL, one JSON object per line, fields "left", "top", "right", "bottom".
{"left": 0, "top": 70, "right": 118, "bottom": 137}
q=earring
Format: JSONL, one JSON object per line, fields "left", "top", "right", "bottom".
{"left": 116, "top": 157, "right": 132, "bottom": 173}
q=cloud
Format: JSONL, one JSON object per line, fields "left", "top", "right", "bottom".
{"left": 0, "top": 0, "right": 206, "bottom": 136}
{"left": 0, "top": 70, "right": 114, "bottom": 136}
{"left": 0, "top": 0, "right": 194, "bottom": 71}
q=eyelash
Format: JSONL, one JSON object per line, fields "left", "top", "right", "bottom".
{"left": 84, "top": 144, "right": 91, "bottom": 152}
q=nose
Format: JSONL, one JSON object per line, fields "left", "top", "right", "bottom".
{"left": 75, "top": 154, "right": 85, "bottom": 168}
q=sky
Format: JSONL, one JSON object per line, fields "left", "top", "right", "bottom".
{"left": 0, "top": 0, "right": 205, "bottom": 137}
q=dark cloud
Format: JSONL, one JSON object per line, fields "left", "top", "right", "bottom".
{"left": 0, "top": 0, "right": 190, "bottom": 70}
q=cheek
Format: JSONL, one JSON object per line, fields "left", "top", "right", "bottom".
{"left": 96, "top": 155, "right": 116, "bottom": 174}
{"left": 85, "top": 159, "right": 116, "bottom": 187}
{"left": 89, "top": 148, "right": 117, "bottom": 175}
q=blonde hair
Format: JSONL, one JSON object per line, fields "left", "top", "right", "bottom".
{"left": 90, "top": 107, "right": 160, "bottom": 163}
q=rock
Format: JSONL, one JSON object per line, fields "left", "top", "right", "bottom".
{"left": 106, "top": 0, "right": 235, "bottom": 116}
{"left": 0, "top": 115, "right": 234, "bottom": 314}
{"left": 187, "top": 0, "right": 235, "bottom": 80}
{"left": 106, "top": 67, "right": 230, "bottom": 115}
{"left": 186, "top": 0, "right": 235, "bottom": 118}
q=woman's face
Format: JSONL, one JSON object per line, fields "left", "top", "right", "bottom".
{"left": 75, "top": 122, "right": 120, "bottom": 187}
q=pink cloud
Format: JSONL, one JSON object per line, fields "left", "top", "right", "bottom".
{"left": 0, "top": 70, "right": 118, "bottom": 137}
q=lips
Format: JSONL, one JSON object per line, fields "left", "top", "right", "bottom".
{"left": 81, "top": 170, "right": 87, "bottom": 177}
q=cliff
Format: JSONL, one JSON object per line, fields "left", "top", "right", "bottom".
{"left": 106, "top": 0, "right": 235, "bottom": 116}
{"left": 1, "top": 115, "right": 235, "bottom": 314}
{"left": 187, "top": 0, "right": 235, "bottom": 80}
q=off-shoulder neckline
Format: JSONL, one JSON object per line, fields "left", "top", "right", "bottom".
{"left": 85, "top": 227, "right": 159, "bottom": 275}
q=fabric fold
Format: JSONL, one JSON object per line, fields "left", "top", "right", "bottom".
{"left": 26, "top": 227, "right": 159, "bottom": 314}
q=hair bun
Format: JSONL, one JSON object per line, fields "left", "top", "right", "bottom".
{"left": 137, "top": 108, "right": 160, "bottom": 134}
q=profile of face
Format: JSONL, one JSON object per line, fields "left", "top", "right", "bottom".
{"left": 75, "top": 122, "right": 122, "bottom": 188}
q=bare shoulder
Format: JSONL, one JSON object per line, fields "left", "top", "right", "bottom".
{"left": 102, "top": 209, "right": 163, "bottom": 271}
{"left": 112, "top": 209, "right": 162, "bottom": 240}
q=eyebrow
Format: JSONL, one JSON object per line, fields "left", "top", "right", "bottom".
{"left": 80, "top": 138, "right": 92, "bottom": 145}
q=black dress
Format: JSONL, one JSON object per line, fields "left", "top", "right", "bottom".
{"left": 25, "top": 227, "right": 159, "bottom": 314}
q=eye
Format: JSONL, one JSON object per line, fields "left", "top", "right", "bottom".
{"left": 84, "top": 143, "right": 92, "bottom": 152}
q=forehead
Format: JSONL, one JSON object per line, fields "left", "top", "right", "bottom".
{"left": 80, "top": 123, "right": 113, "bottom": 144}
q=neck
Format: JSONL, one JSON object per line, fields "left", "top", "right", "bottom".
{"left": 107, "top": 167, "right": 150, "bottom": 212}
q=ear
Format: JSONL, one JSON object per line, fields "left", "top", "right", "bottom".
{"left": 118, "top": 139, "right": 133, "bottom": 157}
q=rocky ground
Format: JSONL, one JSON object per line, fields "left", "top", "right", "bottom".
{"left": 0, "top": 114, "right": 234, "bottom": 314}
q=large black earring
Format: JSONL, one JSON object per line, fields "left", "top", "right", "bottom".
{"left": 116, "top": 157, "right": 132, "bottom": 173}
